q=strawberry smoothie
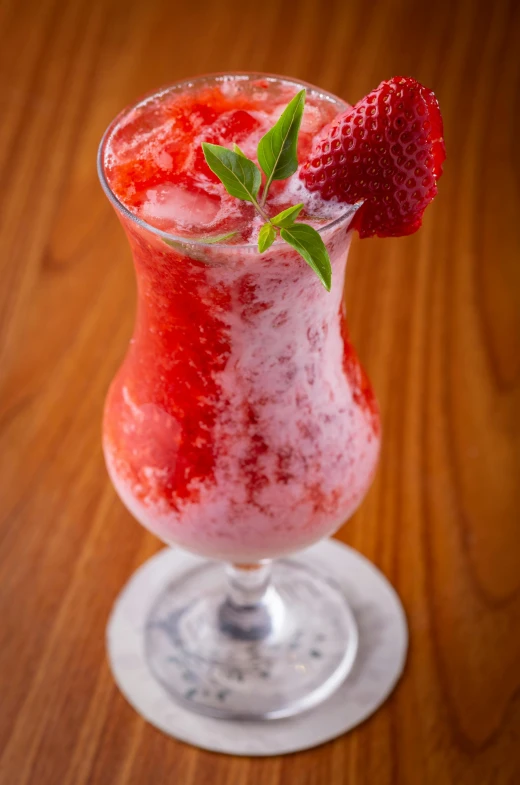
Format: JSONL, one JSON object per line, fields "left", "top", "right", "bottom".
{"left": 99, "top": 74, "right": 380, "bottom": 562}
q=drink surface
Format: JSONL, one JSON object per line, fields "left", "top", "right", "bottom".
{"left": 103, "top": 75, "right": 349, "bottom": 241}
{"left": 101, "top": 75, "right": 381, "bottom": 561}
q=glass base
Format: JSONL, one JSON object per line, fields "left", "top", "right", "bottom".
{"left": 145, "top": 559, "right": 359, "bottom": 720}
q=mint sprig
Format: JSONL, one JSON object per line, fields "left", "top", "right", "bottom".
{"left": 257, "top": 89, "right": 305, "bottom": 206}
{"left": 258, "top": 223, "right": 276, "bottom": 253}
{"left": 280, "top": 224, "right": 331, "bottom": 291}
{"left": 202, "top": 143, "right": 262, "bottom": 205}
{"left": 201, "top": 89, "right": 333, "bottom": 291}
{"left": 271, "top": 203, "right": 304, "bottom": 228}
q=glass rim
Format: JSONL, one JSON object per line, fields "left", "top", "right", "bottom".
{"left": 97, "top": 71, "right": 361, "bottom": 250}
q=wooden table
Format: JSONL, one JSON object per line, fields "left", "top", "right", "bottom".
{"left": 1, "top": 0, "right": 519, "bottom": 782}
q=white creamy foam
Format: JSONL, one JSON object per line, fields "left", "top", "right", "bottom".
{"left": 273, "top": 176, "right": 350, "bottom": 223}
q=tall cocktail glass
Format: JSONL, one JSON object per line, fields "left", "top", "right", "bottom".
{"left": 98, "top": 74, "right": 380, "bottom": 719}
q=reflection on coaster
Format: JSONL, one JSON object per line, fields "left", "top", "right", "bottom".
{"left": 107, "top": 539, "right": 408, "bottom": 756}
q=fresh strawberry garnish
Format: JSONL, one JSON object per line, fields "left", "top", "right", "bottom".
{"left": 300, "top": 77, "right": 445, "bottom": 238}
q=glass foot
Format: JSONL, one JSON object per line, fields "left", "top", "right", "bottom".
{"left": 145, "top": 558, "right": 358, "bottom": 719}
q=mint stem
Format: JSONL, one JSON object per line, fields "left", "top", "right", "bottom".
{"left": 259, "top": 174, "right": 274, "bottom": 208}
{"left": 252, "top": 197, "right": 270, "bottom": 222}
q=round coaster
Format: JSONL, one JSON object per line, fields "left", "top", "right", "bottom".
{"left": 107, "top": 539, "right": 408, "bottom": 756}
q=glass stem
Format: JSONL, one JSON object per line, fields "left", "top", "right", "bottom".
{"left": 218, "top": 561, "right": 285, "bottom": 642}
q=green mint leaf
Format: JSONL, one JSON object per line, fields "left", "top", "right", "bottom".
{"left": 202, "top": 142, "right": 261, "bottom": 203}
{"left": 163, "top": 231, "right": 237, "bottom": 248}
{"left": 197, "top": 231, "right": 237, "bottom": 244}
{"left": 270, "top": 203, "right": 304, "bottom": 228}
{"left": 233, "top": 143, "right": 247, "bottom": 158}
{"left": 258, "top": 223, "right": 276, "bottom": 253}
{"left": 280, "top": 223, "right": 332, "bottom": 291}
{"left": 257, "top": 89, "right": 305, "bottom": 198}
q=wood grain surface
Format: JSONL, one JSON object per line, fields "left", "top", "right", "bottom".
{"left": 1, "top": 0, "right": 519, "bottom": 782}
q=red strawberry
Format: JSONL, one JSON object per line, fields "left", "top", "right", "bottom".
{"left": 300, "top": 77, "right": 445, "bottom": 238}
